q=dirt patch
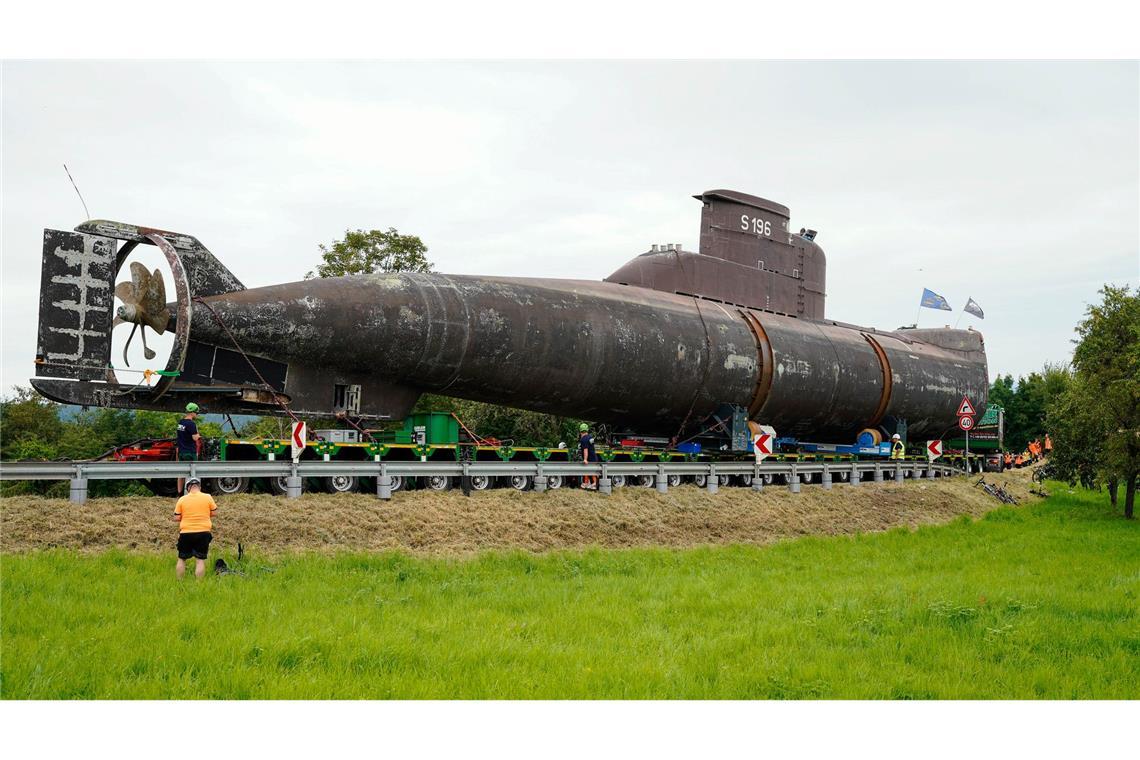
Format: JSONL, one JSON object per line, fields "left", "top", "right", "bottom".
{"left": 0, "top": 469, "right": 1043, "bottom": 557}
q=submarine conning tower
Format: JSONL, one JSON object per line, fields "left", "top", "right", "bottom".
{"left": 604, "top": 189, "right": 827, "bottom": 319}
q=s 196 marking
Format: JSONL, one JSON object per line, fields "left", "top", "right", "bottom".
{"left": 740, "top": 214, "right": 771, "bottom": 237}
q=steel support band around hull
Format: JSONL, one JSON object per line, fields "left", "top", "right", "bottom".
{"left": 745, "top": 311, "right": 887, "bottom": 439}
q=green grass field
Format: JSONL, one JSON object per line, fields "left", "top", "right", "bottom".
{"left": 2, "top": 483, "right": 1137, "bottom": 699}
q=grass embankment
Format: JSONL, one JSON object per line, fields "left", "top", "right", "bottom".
{"left": 1, "top": 471, "right": 1032, "bottom": 556}
{"left": 2, "top": 482, "right": 1136, "bottom": 699}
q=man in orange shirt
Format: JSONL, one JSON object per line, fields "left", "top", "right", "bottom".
{"left": 173, "top": 477, "right": 218, "bottom": 579}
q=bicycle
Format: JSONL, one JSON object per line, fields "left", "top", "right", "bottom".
{"left": 975, "top": 476, "right": 1019, "bottom": 505}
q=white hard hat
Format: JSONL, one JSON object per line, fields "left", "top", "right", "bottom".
{"left": 891, "top": 434, "right": 901, "bottom": 440}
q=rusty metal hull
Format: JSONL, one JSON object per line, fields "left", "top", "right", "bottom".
{"left": 30, "top": 190, "right": 989, "bottom": 442}
{"left": 188, "top": 273, "right": 987, "bottom": 439}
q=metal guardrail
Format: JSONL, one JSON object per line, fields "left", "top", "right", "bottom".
{"left": 0, "top": 458, "right": 965, "bottom": 503}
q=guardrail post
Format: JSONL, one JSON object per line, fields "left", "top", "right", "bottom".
{"left": 534, "top": 463, "right": 547, "bottom": 493}
{"left": 69, "top": 466, "right": 87, "bottom": 504}
{"left": 821, "top": 464, "right": 832, "bottom": 490}
{"left": 706, "top": 464, "right": 718, "bottom": 494}
{"left": 752, "top": 464, "right": 763, "bottom": 491}
{"left": 788, "top": 463, "right": 801, "bottom": 493}
{"left": 286, "top": 463, "right": 302, "bottom": 499}
{"left": 873, "top": 464, "right": 883, "bottom": 483}
{"left": 598, "top": 463, "right": 612, "bottom": 495}
{"left": 656, "top": 464, "right": 668, "bottom": 494}
{"left": 377, "top": 463, "right": 392, "bottom": 500}
{"left": 849, "top": 462, "right": 860, "bottom": 486}
{"left": 895, "top": 462, "right": 904, "bottom": 483}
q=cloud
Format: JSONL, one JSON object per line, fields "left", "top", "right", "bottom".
{"left": 3, "top": 61, "right": 1137, "bottom": 399}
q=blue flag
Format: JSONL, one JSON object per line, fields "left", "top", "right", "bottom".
{"left": 920, "top": 288, "right": 952, "bottom": 311}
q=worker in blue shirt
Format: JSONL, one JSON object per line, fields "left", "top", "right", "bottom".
{"left": 176, "top": 402, "right": 202, "bottom": 494}
{"left": 579, "top": 422, "right": 598, "bottom": 490}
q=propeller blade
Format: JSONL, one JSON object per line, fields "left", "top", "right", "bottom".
{"left": 122, "top": 323, "right": 139, "bottom": 367}
{"left": 139, "top": 325, "right": 156, "bottom": 360}
{"left": 145, "top": 308, "right": 171, "bottom": 335}
{"left": 151, "top": 267, "right": 166, "bottom": 305}
{"left": 115, "top": 281, "right": 139, "bottom": 304}
{"left": 129, "top": 261, "right": 149, "bottom": 295}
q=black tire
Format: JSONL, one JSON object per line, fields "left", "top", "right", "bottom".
{"left": 633, "top": 474, "right": 655, "bottom": 488}
{"left": 738, "top": 474, "right": 753, "bottom": 487}
{"left": 143, "top": 479, "right": 180, "bottom": 497}
{"left": 509, "top": 475, "right": 533, "bottom": 491}
{"left": 610, "top": 475, "right": 626, "bottom": 488}
{"left": 761, "top": 473, "right": 775, "bottom": 485}
{"left": 547, "top": 475, "right": 563, "bottom": 490}
{"left": 266, "top": 475, "right": 293, "bottom": 496}
{"left": 324, "top": 474, "right": 358, "bottom": 494}
{"left": 718, "top": 474, "right": 731, "bottom": 487}
{"left": 836, "top": 470, "right": 850, "bottom": 482}
{"left": 693, "top": 474, "right": 708, "bottom": 488}
{"left": 210, "top": 476, "right": 250, "bottom": 495}
{"left": 469, "top": 475, "right": 493, "bottom": 491}
{"left": 426, "top": 475, "right": 453, "bottom": 491}
{"left": 667, "top": 474, "right": 681, "bottom": 488}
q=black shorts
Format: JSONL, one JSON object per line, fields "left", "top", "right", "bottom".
{"left": 179, "top": 451, "right": 198, "bottom": 461}
{"left": 177, "top": 531, "right": 212, "bottom": 560}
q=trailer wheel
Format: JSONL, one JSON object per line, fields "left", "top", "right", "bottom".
{"left": 799, "top": 472, "right": 813, "bottom": 484}
{"left": 324, "top": 474, "right": 358, "bottom": 494}
{"left": 426, "top": 475, "right": 453, "bottom": 491}
{"left": 633, "top": 474, "right": 655, "bottom": 488}
{"left": 836, "top": 470, "right": 850, "bottom": 482}
{"left": 738, "top": 474, "right": 753, "bottom": 487}
{"left": 667, "top": 474, "right": 682, "bottom": 488}
{"left": 210, "top": 476, "right": 250, "bottom": 495}
{"left": 693, "top": 474, "right": 708, "bottom": 488}
{"left": 468, "top": 475, "right": 493, "bottom": 491}
{"left": 547, "top": 475, "right": 563, "bottom": 490}
{"left": 610, "top": 475, "right": 626, "bottom": 488}
{"left": 761, "top": 473, "right": 775, "bottom": 485}
{"left": 509, "top": 475, "right": 533, "bottom": 491}
{"left": 266, "top": 475, "right": 296, "bottom": 496}
{"left": 144, "top": 479, "right": 180, "bottom": 497}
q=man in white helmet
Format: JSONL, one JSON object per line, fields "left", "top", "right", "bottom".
{"left": 172, "top": 477, "right": 218, "bottom": 579}
{"left": 889, "top": 433, "right": 905, "bottom": 460}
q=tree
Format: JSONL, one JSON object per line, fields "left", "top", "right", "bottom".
{"left": 0, "top": 386, "right": 64, "bottom": 460}
{"left": 306, "top": 228, "right": 433, "bottom": 279}
{"left": 1048, "top": 285, "right": 1140, "bottom": 518}
{"left": 303, "top": 230, "right": 583, "bottom": 447}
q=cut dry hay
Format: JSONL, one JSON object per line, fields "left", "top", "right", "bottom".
{"left": 0, "top": 467, "right": 1045, "bottom": 557}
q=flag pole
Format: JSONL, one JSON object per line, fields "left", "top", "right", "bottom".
{"left": 954, "top": 310, "right": 963, "bottom": 329}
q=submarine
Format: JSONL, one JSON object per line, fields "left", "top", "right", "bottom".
{"left": 31, "top": 189, "right": 988, "bottom": 447}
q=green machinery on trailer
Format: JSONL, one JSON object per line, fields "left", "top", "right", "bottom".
{"left": 204, "top": 411, "right": 931, "bottom": 496}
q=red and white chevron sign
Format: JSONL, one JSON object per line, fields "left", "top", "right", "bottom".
{"left": 926, "top": 440, "right": 942, "bottom": 460}
{"left": 753, "top": 432, "right": 773, "bottom": 462}
{"left": 291, "top": 421, "right": 307, "bottom": 460}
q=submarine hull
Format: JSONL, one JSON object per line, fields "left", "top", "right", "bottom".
{"left": 189, "top": 272, "right": 988, "bottom": 440}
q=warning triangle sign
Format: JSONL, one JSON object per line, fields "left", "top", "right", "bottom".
{"left": 957, "top": 396, "right": 976, "bottom": 417}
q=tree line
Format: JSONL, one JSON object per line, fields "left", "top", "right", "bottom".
{"left": 2, "top": 229, "right": 1135, "bottom": 515}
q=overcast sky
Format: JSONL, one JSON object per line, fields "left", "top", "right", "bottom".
{"left": 2, "top": 61, "right": 1137, "bottom": 398}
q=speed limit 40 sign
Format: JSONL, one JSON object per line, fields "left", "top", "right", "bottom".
{"left": 958, "top": 415, "right": 975, "bottom": 432}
